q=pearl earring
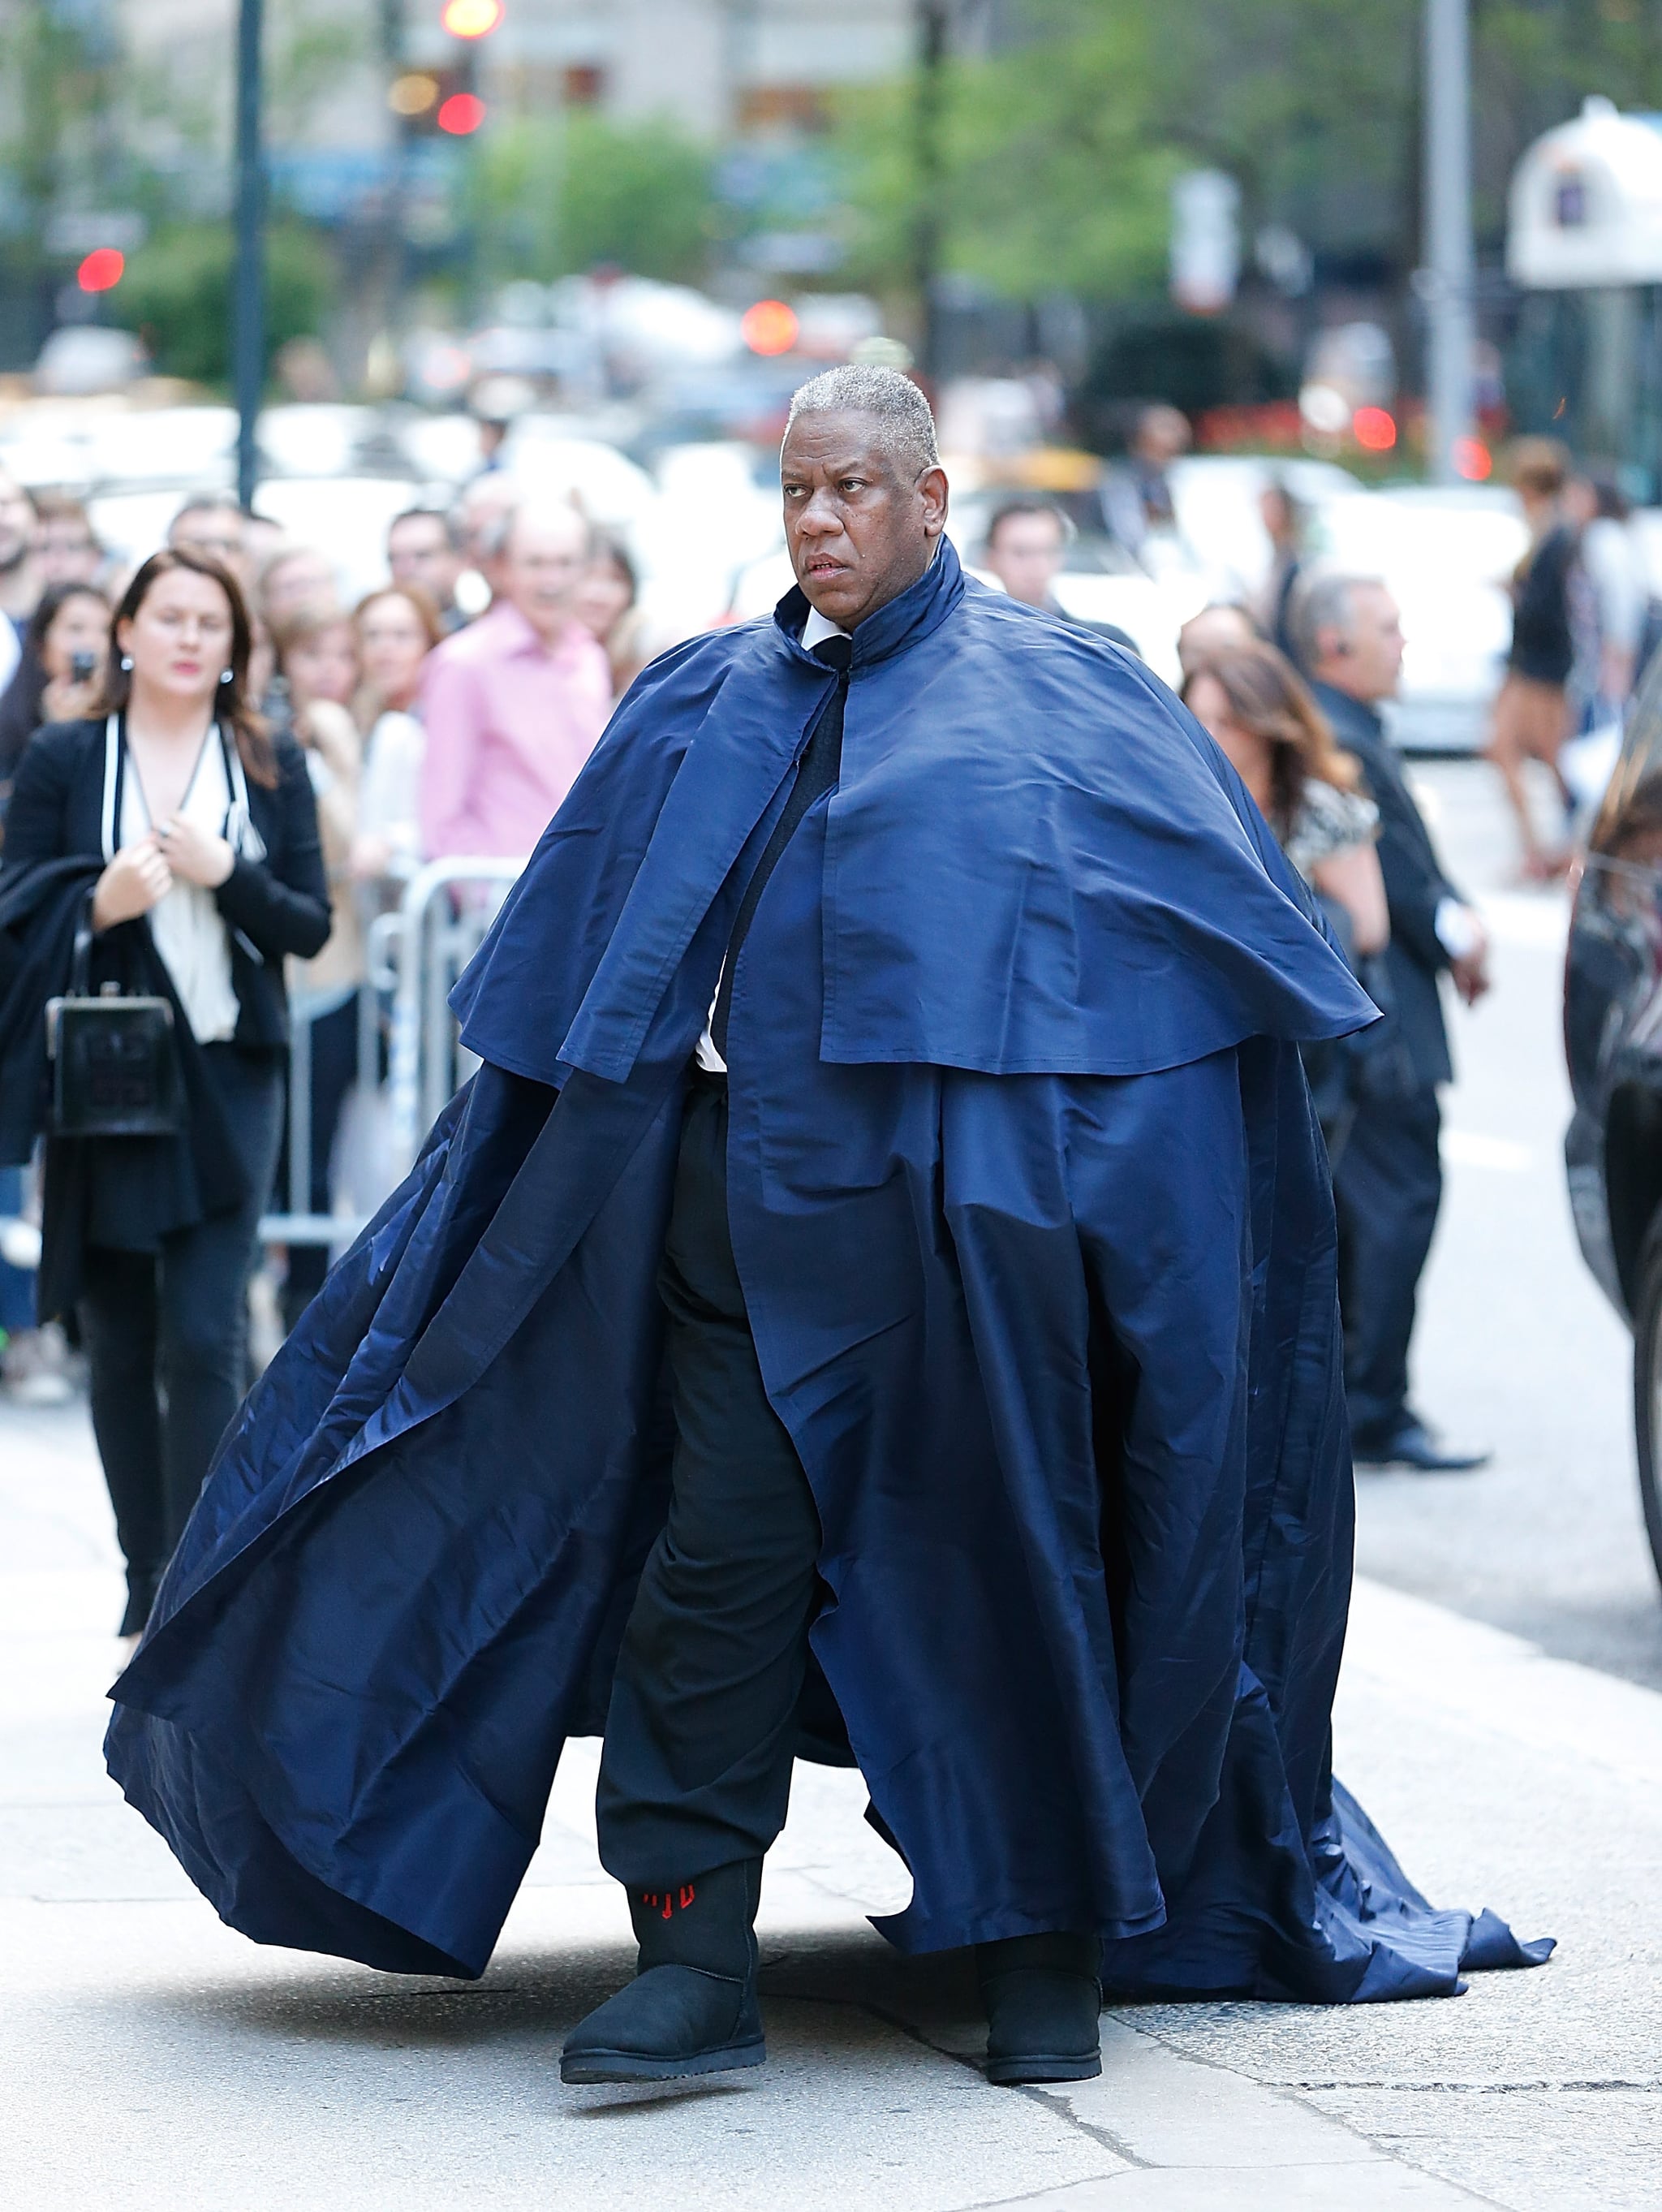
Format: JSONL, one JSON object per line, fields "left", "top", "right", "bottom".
{"left": 119, "top": 654, "right": 133, "bottom": 672}
{"left": 219, "top": 668, "right": 234, "bottom": 685}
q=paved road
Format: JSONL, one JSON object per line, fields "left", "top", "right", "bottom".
{"left": 1354, "top": 760, "right": 1662, "bottom": 1689}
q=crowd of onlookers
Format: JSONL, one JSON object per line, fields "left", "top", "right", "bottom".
{"left": 0, "top": 414, "right": 1654, "bottom": 1538}
{"left": 0, "top": 464, "right": 648, "bottom": 1409}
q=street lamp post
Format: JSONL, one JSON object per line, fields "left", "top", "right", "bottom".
{"left": 233, "top": 0, "right": 266, "bottom": 513}
{"left": 913, "top": 0, "right": 951, "bottom": 384}
{"left": 1423, "top": 0, "right": 1476, "bottom": 484}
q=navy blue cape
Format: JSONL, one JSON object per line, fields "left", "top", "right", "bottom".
{"left": 105, "top": 543, "right": 1549, "bottom": 1998}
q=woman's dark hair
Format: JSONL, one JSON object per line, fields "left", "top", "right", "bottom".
{"left": 26, "top": 579, "right": 110, "bottom": 655}
{"left": 98, "top": 546, "right": 277, "bottom": 788}
{"left": 1180, "top": 640, "right": 1358, "bottom": 841}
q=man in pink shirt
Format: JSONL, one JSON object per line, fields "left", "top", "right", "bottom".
{"left": 420, "top": 500, "right": 614, "bottom": 860}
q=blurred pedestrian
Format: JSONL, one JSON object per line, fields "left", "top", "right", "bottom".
{"left": 1294, "top": 571, "right": 1491, "bottom": 1473}
{"left": 1486, "top": 438, "right": 1578, "bottom": 882}
{"left": 351, "top": 586, "right": 439, "bottom": 887}
{"left": 420, "top": 500, "right": 610, "bottom": 861}
{"left": 575, "top": 531, "right": 648, "bottom": 698}
{"left": 1565, "top": 468, "right": 1647, "bottom": 723}
{"left": 454, "top": 475, "right": 519, "bottom": 606}
{"left": 981, "top": 498, "right": 1070, "bottom": 612}
{"left": 0, "top": 580, "right": 113, "bottom": 1397}
{"left": 1101, "top": 403, "right": 1191, "bottom": 568}
{"left": 0, "top": 582, "right": 110, "bottom": 809}
{"left": 1177, "top": 602, "right": 1259, "bottom": 679}
{"left": 1256, "top": 478, "right": 1311, "bottom": 661}
{"left": 32, "top": 494, "right": 105, "bottom": 591}
{"left": 387, "top": 507, "right": 467, "bottom": 635}
{"left": 269, "top": 607, "right": 364, "bottom": 1336}
{"left": 258, "top": 543, "right": 340, "bottom": 631}
{"left": 1181, "top": 641, "right": 1387, "bottom": 957}
{"left": 0, "top": 469, "right": 40, "bottom": 694}
{"left": 978, "top": 498, "right": 1140, "bottom": 649}
{"left": 169, "top": 497, "right": 249, "bottom": 589}
{"left": 0, "top": 549, "right": 329, "bottom": 1636}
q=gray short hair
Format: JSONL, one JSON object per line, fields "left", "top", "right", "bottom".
{"left": 1287, "top": 571, "right": 1386, "bottom": 675}
{"left": 481, "top": 498, "right": 590, "bottom": 563}
{"left": 784, "top": 365, "right": 941, "bottom": 481}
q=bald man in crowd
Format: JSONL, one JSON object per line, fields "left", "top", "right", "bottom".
{"left": 419, "top": 499, "right": 613, "bottom": 860}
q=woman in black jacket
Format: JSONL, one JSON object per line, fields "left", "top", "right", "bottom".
{"left": 0, "top": 547, "right": 329, "bottom": 1636}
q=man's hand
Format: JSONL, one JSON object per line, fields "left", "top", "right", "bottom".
{"left": 1449, "top": 937, "right": 1491, "bottom": 1007}
{"left": 157, "top": 811, "right": 235, "bottom": 890}
{"left": 91, "top": 835, "right": 172, "bottom": 931}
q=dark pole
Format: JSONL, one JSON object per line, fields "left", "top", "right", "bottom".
{"left": 912, "top": 0, "right": 949, "bottom": 384}
{"left": 233, "top": 0, "right": 266, "bottom": 512}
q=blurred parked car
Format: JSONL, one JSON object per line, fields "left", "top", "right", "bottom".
{"left": 1564, "top": 649, "right": 1662, "bottom": 1589}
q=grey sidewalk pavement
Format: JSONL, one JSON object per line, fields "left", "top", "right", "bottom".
{"left": 2, "top": 1396, "right": 1659, "bottom": 2211}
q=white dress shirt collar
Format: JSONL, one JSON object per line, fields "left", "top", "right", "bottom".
{"left": 800, "top": 606, "right": 846, "bottom": 651}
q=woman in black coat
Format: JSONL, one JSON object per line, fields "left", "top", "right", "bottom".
{"left": 0, "top": 547, "right": 329, "bottom": 1636}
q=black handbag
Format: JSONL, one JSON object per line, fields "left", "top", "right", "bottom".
{"left": 45, "top": 912, "right": 183, "bottom": 1138}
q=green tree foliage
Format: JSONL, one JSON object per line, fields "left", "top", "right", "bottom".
{"left": 831, "top": 0, "right": 1662, "bottom": 310}
{"left": 469, "top": 112, "right": 715, "bottom": 285}
{"left": 832, "top": 8, "right": 1180, "bottom": 302}
{"left": 118, "top": 225, "right": 335, "bottom": 386}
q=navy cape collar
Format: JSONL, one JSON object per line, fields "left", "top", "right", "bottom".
{"left": 773, "top": 537, "right": 964, "bottom": 670}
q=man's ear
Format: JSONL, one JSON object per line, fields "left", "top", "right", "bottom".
{"left": 919, "top": 465, "right": 949, "bottom": 539}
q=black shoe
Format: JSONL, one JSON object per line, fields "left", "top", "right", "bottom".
{"left": 976, "top": 1930, "right": 1102, "bottom": 2086}
{"left": 560, "top": 1861, "right": 765, "bottom": 2085}
{"left": 1352, "top": 1416, "right": 1490, "bottom": 1474}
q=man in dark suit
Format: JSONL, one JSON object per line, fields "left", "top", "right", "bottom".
{"left": 1294, "top": 573, "right": 1492, "bottom": 1473}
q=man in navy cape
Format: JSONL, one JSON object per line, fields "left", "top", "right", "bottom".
{"left": 106, "top": 368, "right": 1548, "bottom": 2091}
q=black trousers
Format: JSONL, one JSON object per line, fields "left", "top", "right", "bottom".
{"left": 596, "top": 1074, "right": 824, "bottom": 1886}
{"left": 79, "top": 1046, "right": 284, "bottom": 1613}
{"left": 1332, "top": 1082, "right": 1443, "bottom": 1443}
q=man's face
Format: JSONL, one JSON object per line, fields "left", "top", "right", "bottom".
{"left": 781, "top": 411, "right": 947, "bottom": 630}
{"left": 0, "top": 475, "right": 35, "bottom": 571}
{"left": 37, "top": 515, "right": 101, "bottom": 587}
{"left": 170, "top": 507, "right": 246, "bottom": 575}
{"left": 388, "top": 515, "right": 460, "bottom": 607}
{"left": 502, "top": 512, "right": 588, "bottom": 640}
{"left": 984, "top": 512, "right": 1065, "bottom": 610}
{"left": 1327, "top": 584, "right": 1406, "bottom": 703}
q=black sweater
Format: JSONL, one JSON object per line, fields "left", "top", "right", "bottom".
{"left": 1, "top": 716, "right": 330, "bottom": 1048}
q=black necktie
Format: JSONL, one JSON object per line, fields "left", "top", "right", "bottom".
{"left": 710, "top": 634, "right": 851, "bottom": 1060}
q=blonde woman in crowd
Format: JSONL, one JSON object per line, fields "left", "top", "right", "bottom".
{"left": 350, "top": 584, "right": 440, "bottom": 888}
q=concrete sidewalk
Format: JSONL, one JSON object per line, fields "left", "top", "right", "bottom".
{"left": 2, "top": 1399, "right": 1658, "bottom": 2210}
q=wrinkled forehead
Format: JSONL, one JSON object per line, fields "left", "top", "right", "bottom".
{"left": 781, "top": 408, "right": 903, "bottom": 479}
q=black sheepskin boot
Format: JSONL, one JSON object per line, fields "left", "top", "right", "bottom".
{"left": 976, "top": 1930, "right": 1103, "bottom": 2086}
{"left": 560, "top": 1860, "right": 764, "bottom": 2085}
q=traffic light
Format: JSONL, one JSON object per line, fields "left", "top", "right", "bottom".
{"left": 389, "top": 2, "right": 501, "bottom": 135}
{"left": 441, "top": 0, "right": 502, "bottom": 33}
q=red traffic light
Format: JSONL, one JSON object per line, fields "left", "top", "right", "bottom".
{"left": 741, "top": 300, "right": 799, "bottom": 357}
{"left": 441, "top": 0, "right": 502, "bottom": 33}
{"left": 437, "top": 92, "right": 486, "bottom": 134}
{"left": 1453, "top": 436, "right": 1492, "bottom": 481}
{"left": 1352, "top": 405, "right": 1397, "bottom": 453}
{"left": 77, "top": 247, "right": 126, "bottom": 293}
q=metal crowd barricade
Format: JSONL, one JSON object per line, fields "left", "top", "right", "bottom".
{"left": 259, "top": 856, "right": 524, "bottom": 1257}
{"left": 371, "top": 856, "right": 526, "bottom": 1178}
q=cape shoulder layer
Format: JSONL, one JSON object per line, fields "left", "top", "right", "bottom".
{"left": 453, "top": 541, "right": 1376, "bottom": 1087}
